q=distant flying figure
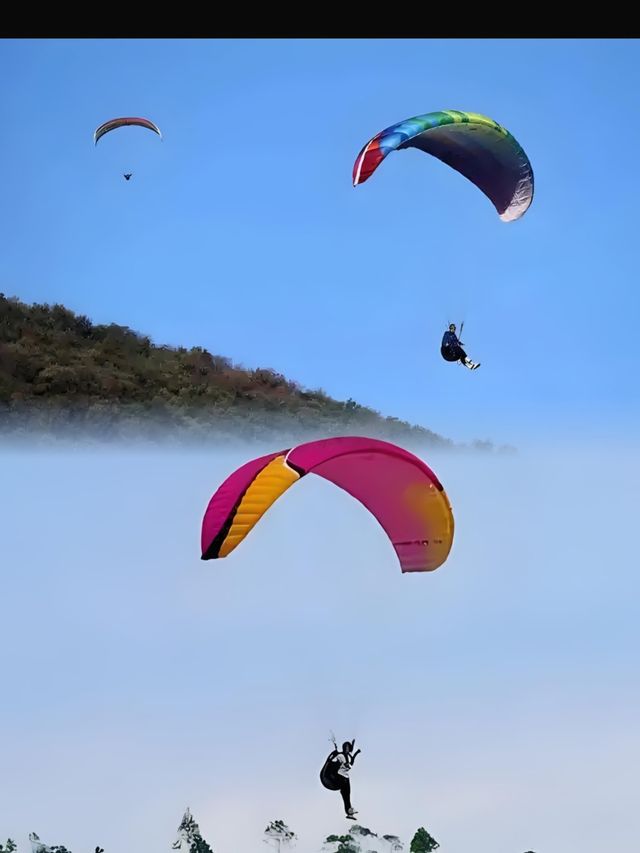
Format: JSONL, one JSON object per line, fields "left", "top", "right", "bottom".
{"left": 441, "top": 323, "right": 480, "bottom": 370}
{"left": 93, "top": 117, "right": 162, "bottom": 182}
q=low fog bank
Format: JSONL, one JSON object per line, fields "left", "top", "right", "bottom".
{"left": 0, "top": 404, "right": 515, "bottom": 455}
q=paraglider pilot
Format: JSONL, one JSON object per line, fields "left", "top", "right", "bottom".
{"left": 321, "top": 738, "right": 361, "bottom": 819}
{"left": 441, "top": 324, "right": 480, "bottom": 370}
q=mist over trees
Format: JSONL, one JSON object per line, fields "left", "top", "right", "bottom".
{"left": 0, "top": 294, "right": 509, "bottom": 451}
{"left": 3, "top": 811, "right": 541, "bottom": 852}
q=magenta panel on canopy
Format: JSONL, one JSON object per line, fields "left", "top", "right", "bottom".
{"left": 287, "top": 437, "right": 451, "bottom": 572}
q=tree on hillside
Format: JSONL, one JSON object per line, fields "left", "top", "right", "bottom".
{"left": 29, "top": 832, "right": 71, "bottom": 853}
{"left": 171, "top": 808, "right": 214, "bottom": 853}
{"left": 263, "top": 819, "right": 296, "bottom": 852}
{"left": 409, "top": 827, "right": 439, "bottom": 853}
{"left": 323, "top": 834, "right": 360, "bottom": 853}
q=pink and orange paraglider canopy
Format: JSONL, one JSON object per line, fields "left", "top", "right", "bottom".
{"left": 201, "top": 436, "right": 454, "bottom": 573}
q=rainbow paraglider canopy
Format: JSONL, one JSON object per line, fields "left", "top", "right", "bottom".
{"left": 353, "top": 109, "right": 533, "bottom": 222}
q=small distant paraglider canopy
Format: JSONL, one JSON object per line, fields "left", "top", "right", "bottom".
{"left": 353, "top": 109, "right": 534, "bottom": 222}
{"left": 201, "top": 436, "right": 454, "bottom": 573}
{"left": 93, "top": 116, "right": 163, "bottom": 146}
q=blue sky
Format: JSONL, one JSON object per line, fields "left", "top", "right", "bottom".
{"left": 1, "top": 39, "right": 640, "bottom": 853}
{"left": 1, "top": 446, "right": 639, "bottom": 853}
{"left": 1, "top": 38, "right": 639, "bottom": 445}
